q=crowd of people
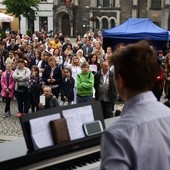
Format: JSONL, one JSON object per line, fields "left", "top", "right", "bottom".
{"left": 0, "top": 29, "right": 117, "bottom": 118}
{"left": 0, "top": 29, "right": 170, "bottom": 119}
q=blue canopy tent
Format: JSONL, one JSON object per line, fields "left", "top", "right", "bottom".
{"left": 102, "top": 18, "right": 169, "bottom": 51}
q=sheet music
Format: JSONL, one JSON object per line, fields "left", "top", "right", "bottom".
{"left": 29, "top": 114, "right": 61, "bottom": 150}
{"left": 62, "top": 105, "right": 94, "bottom": 140}
{"left": 40, "top": 95, "right": 45, "bottom": 105}
{"left": 89, "top": 65, "right": 97, "bottom": 72}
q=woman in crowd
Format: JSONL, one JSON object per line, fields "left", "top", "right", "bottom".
{"left": 5, "top": 51, "right": 16, "bottom": 70}
{"left": 53, "top": 48, "right": 63, "bottom": 69}
{"left": 42, "top": 56, "right": 62, "bottom": 99}
{"left": 76, "top": 49, "right": 86, "bottom": 65}
{"left": 1, "top": 63, "right": 15, "bottom": 118}
{"left": 70, "top": 55, "right": 81, "bottom": 104}
{"left": 29, "top": 50, "right": 41, "bottom": 69}
{"left": 88, "top": 53, "right": 101, "bottom": 74}
{"left": 104, "top": 46, "right": 113, "bottom": 61}
{"left": 13, "top": 58, "right": 31, "bottom": 117}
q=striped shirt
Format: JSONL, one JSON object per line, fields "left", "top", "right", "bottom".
{"left": 101, "top": 91, "right": 170, "bottom": 170}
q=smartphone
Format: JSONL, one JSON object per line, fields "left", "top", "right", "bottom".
{"left": 83, "top": 120, "right": 103, "bottom": 136}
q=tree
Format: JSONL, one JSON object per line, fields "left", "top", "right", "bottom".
{"left": 3, "top": 0, "right": 40, "bottom": 20}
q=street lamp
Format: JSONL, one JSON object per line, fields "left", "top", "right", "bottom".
{"left": 85, "top": 5, "right": 101, "bottom": 32}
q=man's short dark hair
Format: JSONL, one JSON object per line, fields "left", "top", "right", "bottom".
{"left": 111, "top": 40, "right": 158, "bottom": 91}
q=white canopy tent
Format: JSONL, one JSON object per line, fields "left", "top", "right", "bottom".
{"left": 0, "top": 13, "right": 14, "bottom": 22}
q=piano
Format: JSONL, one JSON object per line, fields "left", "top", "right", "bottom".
{"left": 0, "top": 117, "right": 120, "bottom": 170}
{"left": 1, "top": 101, "right": 120, "bottom": 170}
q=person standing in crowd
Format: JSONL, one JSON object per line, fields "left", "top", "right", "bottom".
{"left": 1, "top": 63, "right": 15, "bottom": 118}
{"left": 28, "top": 66, "right": 42, "bottom": 112}
{"left": 7, "top": 39, "right": 18, "bottom": 52}
{"left": 13, "top": 58, "right": 31, "bottom": 117}
{"left": 76, "top": 49, "right": 86, "bottom": 66}
{"left": 165, "top": 64, "right": 170, "bottom": 101}
{"left": 60, "top": 67, "right": 75, "bottom": 106}
{"left": 94, "top": 61, "right": 116, "bottom": 119}
{"left": 39, "top": 86, "right": 60, "bottom": 109}
{"left": 50, "top": 36, "right": 61, "bottom": 49}
{"left": 103, "top": 46, "right": 113, "bottom": 61}
{"left": 5, "top": 51, "right": 16, "bottom": 70}
{"left": 81, "top": 39, "right": 93, "bottom": 61}
{"left": 88, "top": 53, "right": 101, "bottom": 74}
{"left": 152, "top": 59, "right": 165, "bottom": 101}
{"left": 42, "top": 56, "right": 62, "bottom": 99}
{"left": 76, "top": 61, "right": 94, "bottom": 103}
{"left": 70, "top": 55, "right": 81, "bottom": 104}
{"left": 101, "top": 41, "right": 170, "bottom": 170}
{"left": 0, "top": 41, "right": 9, "bottom": 72}
{"left": 29, "top": 50, "right": 41, "bottom": 69}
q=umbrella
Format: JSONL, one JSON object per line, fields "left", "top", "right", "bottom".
{"left": 0, "top": 13, "right": 14, "bottom": 22}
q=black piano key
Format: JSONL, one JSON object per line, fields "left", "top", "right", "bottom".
{"left": 41, "top": 151, "right": 101, "bottom": 170}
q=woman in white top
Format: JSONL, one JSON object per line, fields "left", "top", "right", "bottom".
{"left": 76, "top": 49, "right": 86, "bottom": 66}
{"left": 70, "top": 55, "right": 81, "bottom": 104}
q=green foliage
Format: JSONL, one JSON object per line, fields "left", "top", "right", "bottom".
{"left": 3, "top": 0, "right": 40, "bottom": 20}
{"left": 0, "top": 31, "right": 6, "bottom": 40}
{"left": 26, "top": 29, "right": 32, "bottom": 37}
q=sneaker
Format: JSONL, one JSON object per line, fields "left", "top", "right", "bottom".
{"left": 2, "top": 112, "right": 8, "bottom": 118}
{"left": 16, "top": 113, "right": 23, "bottom": 117}
{"left": 6, "top": 112, "right": 11, "bottom": 117}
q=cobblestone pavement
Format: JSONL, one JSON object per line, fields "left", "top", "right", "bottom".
{"left": 0, "top": 94, "right": 168, "bottom": 143}
{"left": 0, "top": 99, "right": 23, "bottom": 143}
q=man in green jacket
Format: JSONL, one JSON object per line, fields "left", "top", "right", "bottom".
{"left": 76, "top": 61, "right": 94, "bottom": 103}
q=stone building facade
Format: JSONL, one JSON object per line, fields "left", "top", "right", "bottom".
{"left": 6, "top": 0, "right": 169, "bottom": 36}
{"left": 53, "top": 0, "right": 170, "bottom": 37}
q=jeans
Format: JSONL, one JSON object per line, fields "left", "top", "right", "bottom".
{"left": 4, "top": 97, "right": 11, "bottom": 112}
{"left": 76, "top": 95, "right": 93, "bottom": 104}
{"left": 100, "top": 101, "right": 114, "bottom": 119}
{"left": 16, "top": 89, "right": 29, "bottom": 114}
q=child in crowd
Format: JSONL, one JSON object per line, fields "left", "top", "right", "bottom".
{"left": 76, "top": 61, "right": 94, "bottom": 103}
{"left": 28, "top": 65, "right": 42, "bottom": 112}
{"left": 1, "top": 64, "right": 15, "bottom": 118}
{"left": 60, "top": 67, "right": 75, "bottom": 106}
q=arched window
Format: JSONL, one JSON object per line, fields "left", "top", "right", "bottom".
{"left": 110, "top": 19, "right": 115, "bottom": 28}
{"left": 102, "top": 18, "right": 108, "bottom": 29}
{"left": 96, "top": 19, "right": 100, "bottom": 29}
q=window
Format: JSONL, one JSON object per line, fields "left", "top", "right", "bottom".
{"left": 102, "top": 18, "right": 108, "bottom": 29}
{"left": 41, "top": 0, "right": 47, "bottom": 2}
{"left": 103, "top": 0, "right": 110, "bottom": 7}
{"left": 39, "top": 17, "right": 48, "bottom": 32}
{"left": 110, "top": 19, "right": 115, "bottom": 28}
{"left": 151, "top": 0, "right": 161, "bottom": 9}
{"left": 101, "top": 0, "right": 115, "bottom": 7}
{"left": 96, "top": 19, "right": 100, "bottom": 29}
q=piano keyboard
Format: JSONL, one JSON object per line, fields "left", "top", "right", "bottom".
{"left": 19, "top": 145, "right": 100, "bottom": 170}
{"left": 42, "top": 151, "right": 100, "bottom": 170}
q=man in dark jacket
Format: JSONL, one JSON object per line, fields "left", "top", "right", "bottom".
{"left": 94, "top": 61, "right": 117, "bottom": 119}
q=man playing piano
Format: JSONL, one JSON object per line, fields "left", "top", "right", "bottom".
{"left": 101, "top": 41, "right": 170, "bottom": 170}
